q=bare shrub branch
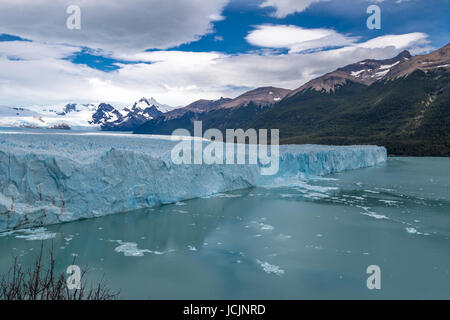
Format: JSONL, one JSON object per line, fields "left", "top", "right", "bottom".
{"left": 0, "top": 242, "right": 119, "bottom": 300}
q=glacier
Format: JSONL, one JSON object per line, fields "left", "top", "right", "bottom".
{"left": 0, "top": 131, "right": 387, "bottom": 232}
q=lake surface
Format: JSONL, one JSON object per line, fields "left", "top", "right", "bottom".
{"left": 0, "top": 157, "right": 449, "bottom": 299}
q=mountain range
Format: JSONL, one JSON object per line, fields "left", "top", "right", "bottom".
{"left": 0, "top": 43, "right": 448, "bottom": 155}
{"left": 0, "top": 97, "right": 175, "bottom": 131}
{"left": 136, "top": 43, "right": 450, "bottom": 156}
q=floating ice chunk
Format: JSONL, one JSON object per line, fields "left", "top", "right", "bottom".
{"left": 187, "top": 245, "right": 197, "bottom": 251}
{"left": 306, "top": 244, "right": 323, "bottom": 250}
{"left": 153, "top": 250, "right": 174, "bottom": 255}
{"left": 357, "top": 206, "right": 389, "bottom": 220}
{"left": 360, "top": 211, "right": 389, "bottom": 220}
{"left": 406, "top": 227, "right": 417, "bottom": 234}
{"left": 212, "top": 193, "right": 243, "bottom": 198}
{"left": 275, "top": 234, "right": 292, "bottom": 241}
{"left": 404, "top": 227, "right": 429, "bottom": 236}
{"left": 260, "top": 223, "right": 274, "bottom": 231}
{"left": 13, "top": 228, "right": 57, "bottom": 241}
{"left": 114, "top": 241, "right": 152, "bottom": 257}
{"left": 256, "top": 259, "right": 285, "bottom": 276}
{"left": 111, "top": 239, "right": 174, "bottom": 256}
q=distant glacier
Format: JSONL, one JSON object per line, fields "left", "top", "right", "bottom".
{"left": 0, "top": 131, "right": 387, "bottom": 232}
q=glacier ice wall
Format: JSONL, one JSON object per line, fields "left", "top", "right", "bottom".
{"left": 0, "top": 131, "right": 387, "bottom": 231}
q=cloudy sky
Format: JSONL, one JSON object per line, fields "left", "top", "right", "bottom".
{"left": 0, "top": 0, "right": 448, "bottom": 108}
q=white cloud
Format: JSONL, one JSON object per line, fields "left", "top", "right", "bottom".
{"left": 0, "top": 0, "right": 229, "bottom": 53}
{"left": 0, "top": 0, "right": 436, "bottom": 111}
{"left": 356, "top": 33, "right": 429, "bottom": 50}
{"left": 260, "top": 0, "right": 330, "bottom": 18}
{"left": 260, "top": 0, "right": 414, "bottom": 18}
{"left": 246, "top": 24, "right": 359, "bottom": 53}
{"left": 0, "top": 41, "right": 78, "bottom": 60}
{"left": 0, "top": 31, "right": 430, "bottom": 108}
{"left": 246, "top": 25, "right": 430, "bottom": 54}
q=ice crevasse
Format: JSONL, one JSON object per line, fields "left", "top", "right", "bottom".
{"left": 0, "top": 132, "right": 387, "bottom": 231}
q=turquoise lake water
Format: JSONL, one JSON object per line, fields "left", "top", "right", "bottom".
{"left": 0, "top": 157, "right": 449, "bottom": 299}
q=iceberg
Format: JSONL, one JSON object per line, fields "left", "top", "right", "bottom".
{"left": 0, "top": 131, "right": 386, "bottom": 232}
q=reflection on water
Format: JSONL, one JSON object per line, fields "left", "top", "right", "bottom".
{"left": 0, "top": 157, "right": 449, "bottom": 299}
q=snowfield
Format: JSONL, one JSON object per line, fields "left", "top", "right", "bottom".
{"left": 0, "top": 131, "right": 387, "bottom": 231}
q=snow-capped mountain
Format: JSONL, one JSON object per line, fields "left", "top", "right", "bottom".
{"left": 90, "top": 103, "right": 124, "bottom": 127}
{"left": 287, "top": 51, "right": 413, "bottom": 96}
{"left": 0, "top": 97, "right": 175, "bottom": 131}
{"left": 95, "top": 98, "right": 176, "bottom": 131}
{"left": 287, "top": 45, "right": 450, "bottom": 96}
{"left": 219, "top": 86, "right": 291, "bottom": 108}
{"left": 133, "top": 97, "right": 175, "bottom": 113}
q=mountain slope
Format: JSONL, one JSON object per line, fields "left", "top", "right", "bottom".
{"left": 287, "top": 50, "right": 412, "bottom": 96}
{"left": 247, "top": 68, "right": 450, "bottom": 155}
{"left": 244, "top": 45, "right": 450, "bottom": 155}
{"left": 220, "top": 86, "right": 291, "bottom": 108}
{"left": 135, "top": 86, "right": 290, "bottom": 134}
{"left": 385, "top": 43, "right": 450, "bottom": 79}
{"left": 162, "top": 97, "right": 232, "bottom": 120}
{"left": 135, "top": 44, "right": 450, "bottom": 156}
{"left": 286, "top": 44, "right": 449, "bottom": 97}
{"left": 135, "top": 101, "right": 270, "bottom": 135}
